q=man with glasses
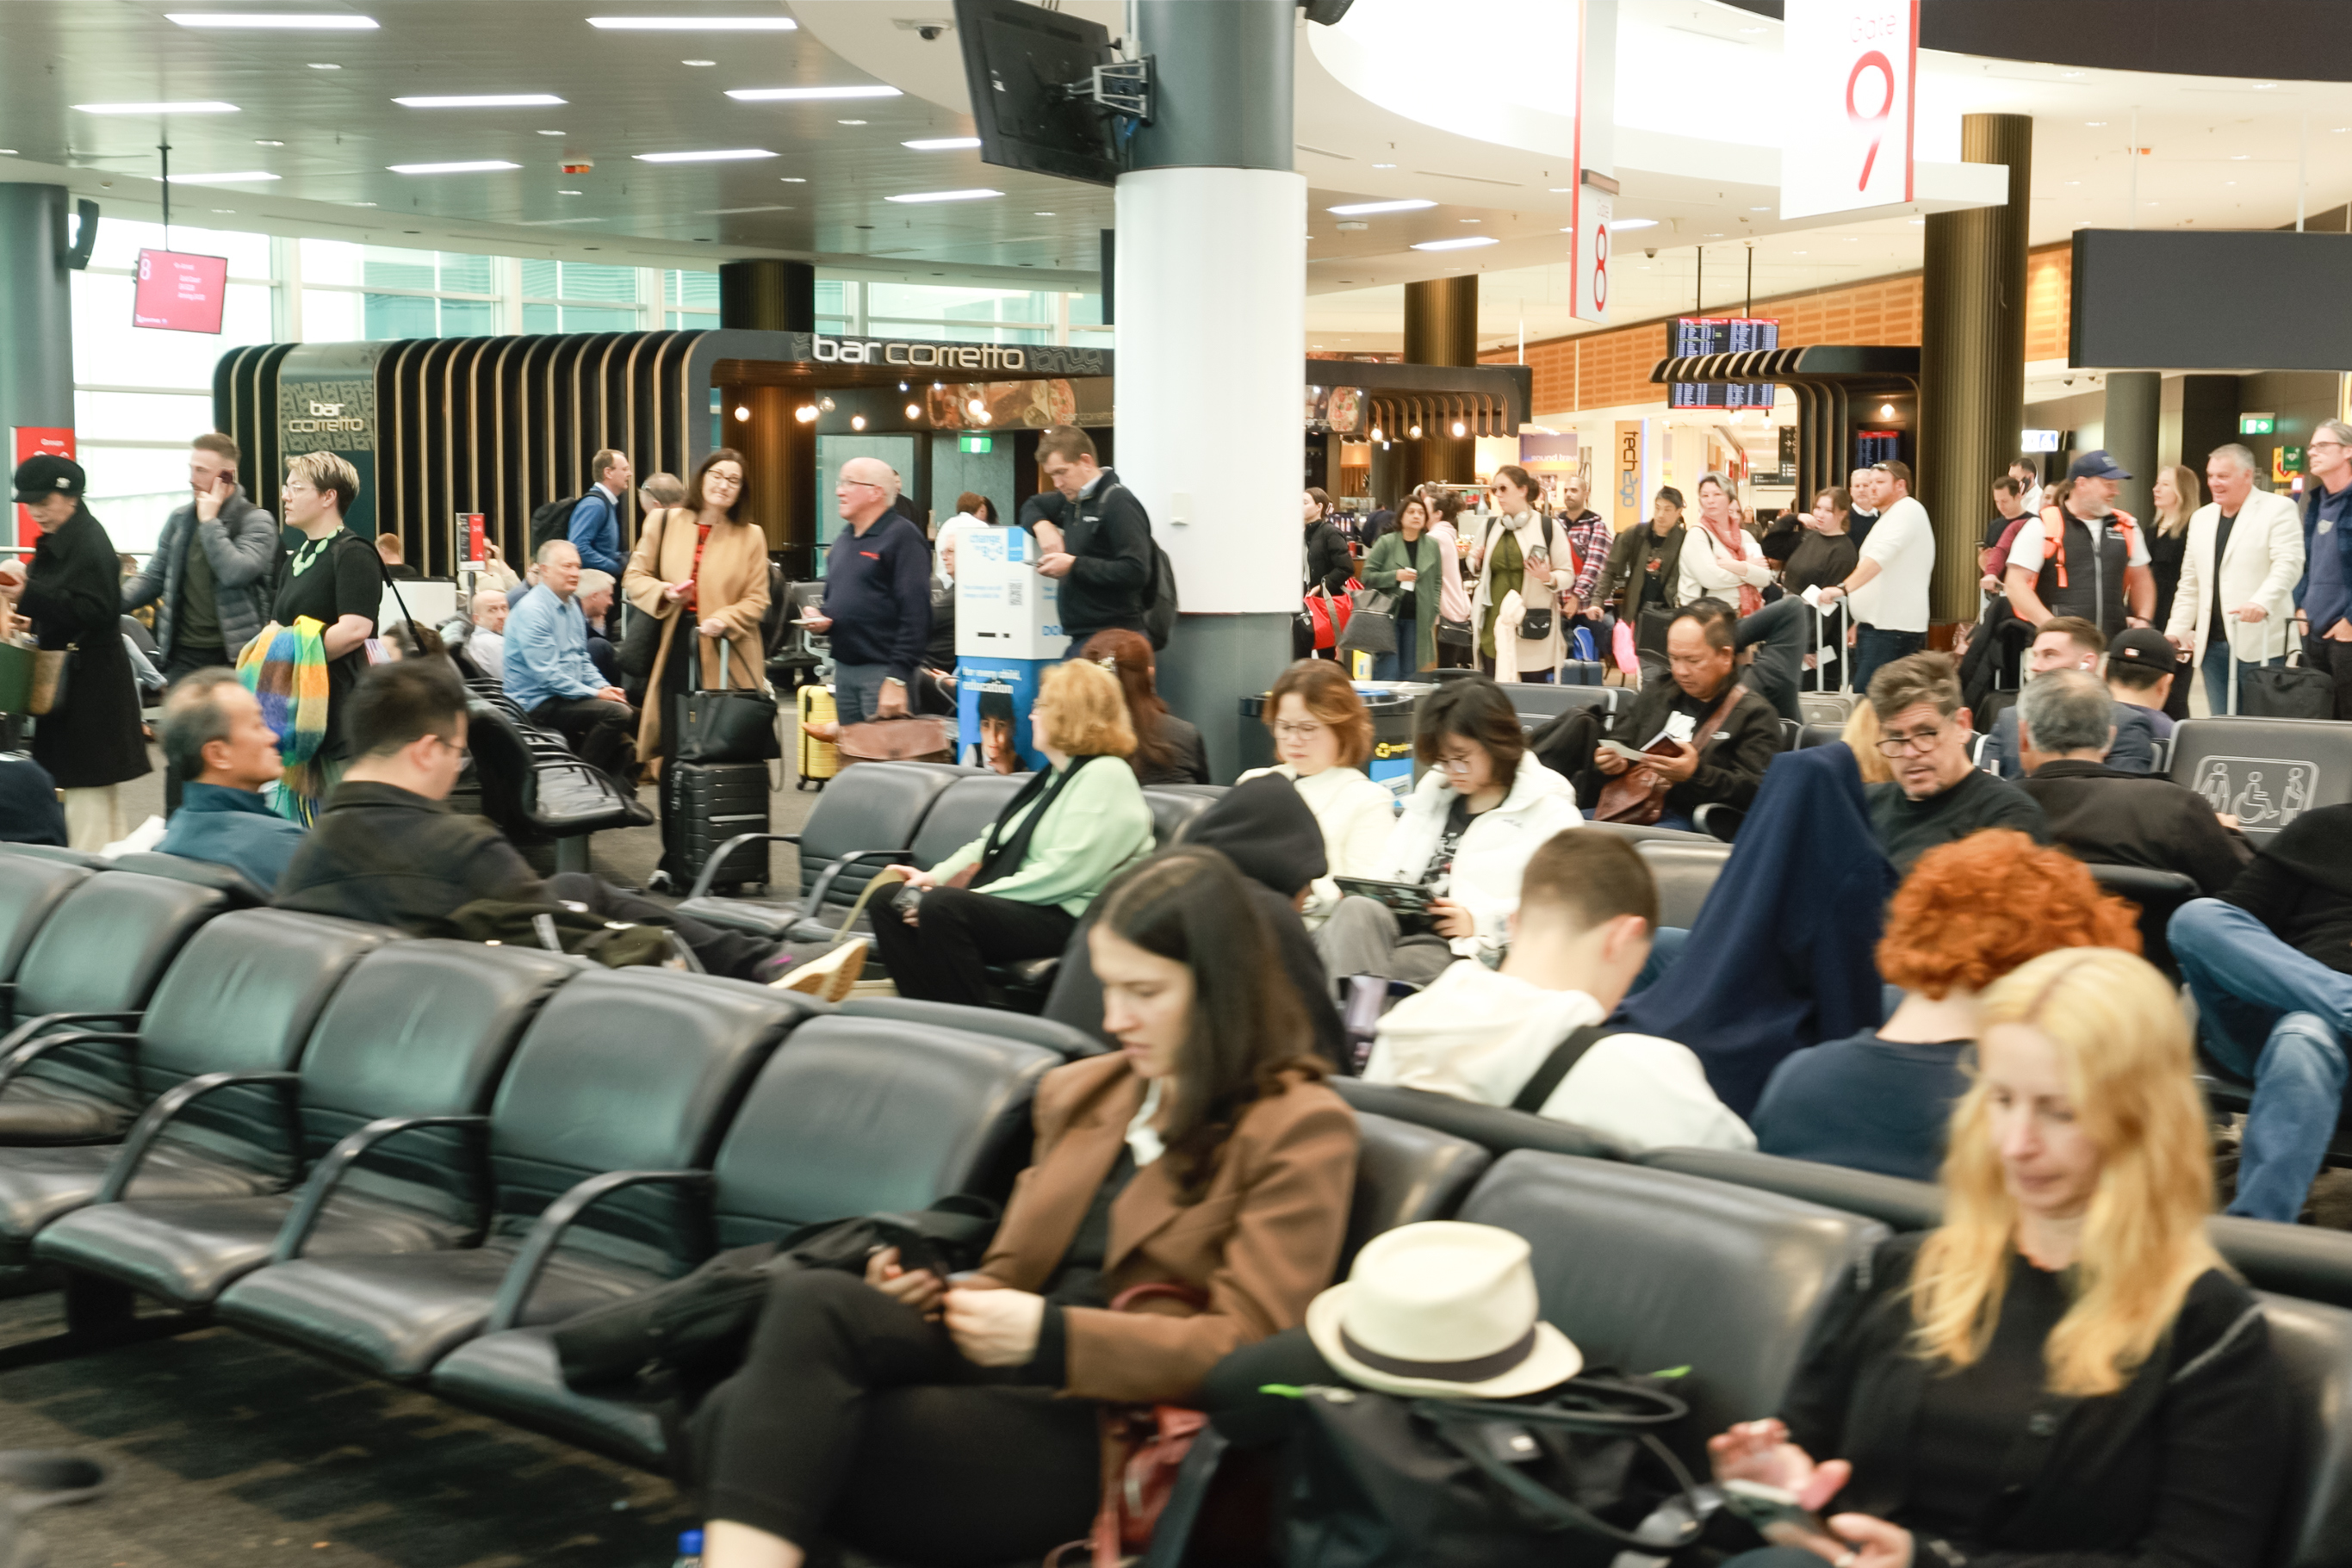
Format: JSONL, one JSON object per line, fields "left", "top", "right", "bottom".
{"left": 1861, "top": 652, "right": 2047, "bottom": 876}
{"left": 2297, "top": 418, "right": 2352, "bottom": 716}
{"left": 1566, "top": 599, "right": 1783, "bottom": 831}
{"left": 812, "top": 456, "right": 932, "bottom": 724}
{"left": 277, "top": 660, "right": 795, "bottom": 982}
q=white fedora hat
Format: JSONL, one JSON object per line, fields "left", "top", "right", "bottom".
{"left": 1306, "top": 1221, "right": 1581, "bottom": 1399}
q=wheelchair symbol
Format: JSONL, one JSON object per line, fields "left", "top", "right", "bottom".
{"left": 2191, "top": 756, "right": 2319, "bottom": 831}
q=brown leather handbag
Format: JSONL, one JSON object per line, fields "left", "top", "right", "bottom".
{"left": 1592, "top": 682, "right": 1745, "bottom": 826}
{"left": 835, "top": 714, "right": 956, "bottom": 765}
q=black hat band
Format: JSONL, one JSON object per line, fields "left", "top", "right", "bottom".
{"left": 1338, "top": 1323, "right": 1538, "bottom": 1384}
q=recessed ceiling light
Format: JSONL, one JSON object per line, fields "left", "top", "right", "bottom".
{"left": 588, "top": 15, "right": 797, "bottom": 28}
{"left": 1411, "top": 235, "right": 1498, "bottom": 251}
{"left": 1372, "top": 162, "right": 1396, "bottom": 169}
{"left": 388, "top": 159, "right": 520, "bottom": 173}
{"left": 1458, "top": 217, "right": 1480, "bottom": 223}
{"left": 2256, "top": 82, "right": 2278, "bottom": 90}
{"left": 254, "top": 139, "right": 284, "bottom": 146}
{"left": 1033, "top": 210, "right": 1055, "bottom": 214}
{"left": 0, "top": 150, "right": 16, "bottom": 156}
{"left": 884, "top": 188, "right": 1002, "bottom": 203}
{"left": 307, "top": 62, "right": 339, "bottom": 69}
{"left": 634, "top": 147, "right": 777, "bottom": 162}
{"left": 537, "top": 129, "right": 566, "bottom": 136}
{"left": 727, "top": 84, "right": 902, "bottom": 102}
{"left": 2085, "top": 121, "right": 2107, "bottom": 127}
{"left": 346, "top": 200, "right": 375, "bottom": 207}
{"left": 837, "top": 119, "right": 867, "bottom": 126}
{"left": 158, "top": 170, "right": 280, "bottom": 183}
{"left": 397, "top": 94, "right": 566, "bottom": 108}
{"left": 1792, "top": 250, "right": 1806, "bottom": 255}
{"left": 74, "top": 100, "right": 239, "bottom": 115}
{"left": 780, "top": 177, "right": 806, "bottom": 183}
{"left": 167, "top": 11, "right": 377, "bottom": 26}
{"left": 1611, "top": 217, "right": 1658, "bottom": 231}
{"left": 903, "top": 137, "right": 981, "bottom": 151}
{"left": 1327, "top": 197, "right": 1433, "bottom": 214}
{"left": 558, "top": 189, "right": 584, "bottom": 195}
{"left": 209, "top": 208, "right": 236, "bottom": 214}
{"left": 2231, "top": 154, "right": 2250, "bottom": 160}
{"left": 2061, "top": 70, "right": 2083, "bottom": 77}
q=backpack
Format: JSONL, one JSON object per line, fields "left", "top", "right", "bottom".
{"left": 1096, "top": 482, "right": 1180, "bottom": 650}
{"left": 530, "top": 494, "right": 583, "bottom": 554}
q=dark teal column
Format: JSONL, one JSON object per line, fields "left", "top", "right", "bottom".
{"left": 0, "top": 185, "right": 77, "bottom": 542}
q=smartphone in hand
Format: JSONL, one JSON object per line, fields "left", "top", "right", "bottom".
{"left": 1718, "top": 1479, "right": 1834, "bottom": 1540}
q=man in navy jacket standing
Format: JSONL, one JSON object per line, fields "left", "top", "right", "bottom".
{"left": 567, "top": 449, "right": 631, "bottom": 577}
{"left": 807, "top": 456, "right": 930, "bottom": 723}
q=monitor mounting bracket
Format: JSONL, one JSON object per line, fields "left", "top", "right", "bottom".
{"left": 1058, "top": 56, "right": 1153, "bottom": 126}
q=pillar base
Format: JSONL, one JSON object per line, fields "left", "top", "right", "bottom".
{"left": 1156, "top": 612, "right": 1294, "bottom": 784}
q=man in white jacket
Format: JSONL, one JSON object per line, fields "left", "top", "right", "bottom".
{"left": 1362, "top": 829, "right": 1753, "bottom": 1152}
{"left": 2165, "top": 443, "right": 2303, "bottom": 715}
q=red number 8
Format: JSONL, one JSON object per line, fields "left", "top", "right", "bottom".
{"left": 1592, "top": 224, "right": 1609, "bottom": 313}
{"left": 1846, "top": 50, "right": 1894, "bottom": 192}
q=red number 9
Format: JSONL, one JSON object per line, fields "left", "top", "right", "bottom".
{"left": 1846, "top": 50, "right": 1894, "bottom": 191}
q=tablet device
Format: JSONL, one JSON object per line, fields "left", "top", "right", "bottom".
{"left": 1332, "top": 876, "right": 1435, "bottom": 914}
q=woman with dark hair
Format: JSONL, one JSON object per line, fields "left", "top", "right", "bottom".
{"left": 1426, "top": 491, "right": 1474, "bottom": 667}
{"left": 1301, "top": 487, "right": 1353, "bottom": 659}
{"left": 0, "top": 456, "right": 150, "bottom": 849}
{"left": 1789, "top": 487, "right": 1861, "bottom": 691}
{"left": 1080, "top": 628, "right": 1208, "bottom": 784}
{"left": 693, "top": 846, "right": 1358, "bottom": 1568}
{"left": 1468, "top": 463, "right": 1565, "bottom": 681}
{"left": 1316, "top": 676, "right": 1580, "bottom": 983}
{"left": 621, "top": 445, "right": 771, "bottom": 888}
{"left": 1361, "top": 493, "right": 1442, "bottom": 676}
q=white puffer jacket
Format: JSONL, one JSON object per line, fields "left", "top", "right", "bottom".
{"left": 1381, "top": 759, "right": 1583, "bottom": 958}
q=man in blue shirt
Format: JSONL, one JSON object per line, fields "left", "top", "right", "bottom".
{"left": 153, "top": 669, "right": 307, "bottom": 891}
{"left": 2299, "top": 419, "right": 2352, "bottom": 719}
{"left": 506, "top": 539, "right": 637, "bottom": 782}
{"left": 567, "top": 449, "right": 630, "bottom": 577}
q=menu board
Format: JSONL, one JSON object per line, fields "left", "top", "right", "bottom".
{"left": 133, "top": 249, "right": 229, "bottom": 334}
{"left": 1667, "top": 316, "right": 1778, "bottom": 409}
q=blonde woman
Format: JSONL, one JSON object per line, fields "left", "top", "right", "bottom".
{"left": 2148, "top": 462, "right": 2200, "bottom": 634}
{"left": 271, "top": 450, "right": 381, "bottom": 788}
{"left": 622, "top": 446, "right": 771, "bottom": 888}
{"left": 866, "top": 659, "right": 1155, "bottom": 1007}
{"left": 1710, "top": 947, "right": 2290, "bottom": 1568}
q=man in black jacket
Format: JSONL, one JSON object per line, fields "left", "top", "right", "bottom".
{"left": 2171, "top": 803, "right": 2352, "bottom": 1221}
{"left": 1555, "top": 600, "right": 1784, "bottom": 830}
{"left": 276, "top": 660, "right": 818, "bottom": 987}
{"left": 1030, "top": 425, "right": 1154, "bottom": 652}
{"left": 1589, "top": 494, "right": 1686, "bottom": 672}
{"left": 2015, "top": 669, "right": 2250, "bottom": 896}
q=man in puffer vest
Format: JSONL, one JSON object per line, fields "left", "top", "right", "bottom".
{"left": 2001, "top": 448, "right": 2156, "bottom": 640}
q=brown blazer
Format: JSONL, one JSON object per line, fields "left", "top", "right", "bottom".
{"left": 977, "top": 1053, "right": 1358, "bottom": 1404}
{"left": 620, "top": 506, "right": 771, "bottom": 766}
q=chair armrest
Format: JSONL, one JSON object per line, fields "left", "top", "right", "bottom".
{"left": 485, "top": 1168, "right": 711, "bottom": 1332}
{"left": 802, "top": 847, "right": 917, "bottom": 914}
{"left": 0, "top": 1011, "right": 141, "bottom": 1063}
{"left": 686, "top": 834, "right": 799, "bottom": 900}
{"left": 94, "top": 1070, "right": 302, "bottom": 1203}
{"left": 270, "top": 1114, "right": 490, "bottom": 1263}
{"left": 0, "top": 1025, "right": 140, "bottom": 1096}
{"left": 1692, "top": 803, "right": 1744, "bottom": 843}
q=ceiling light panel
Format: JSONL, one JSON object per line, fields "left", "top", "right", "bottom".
{"left": 159, "top": 170, "right": 280, "bottom": 183}
{"left": 1327, "top": 198, "right": 1434, "bottom": 215}
{"left": 727, "top": 84, "right": 902, "bottom": 102}
{"left": 167, "top": 11, "right": 377, "bottom": 25}
{"left": 634, "top": 147, "right": 777, "bottom": 162}
{"left": 74, "top": 101, "right": 239, "bottom": 115}
{"left": 903, "top": 137, "right": 981, "bottom": 151}
{"left": 396, "top": 94, "right": 566, "bottom": 108}
{"left": 388, "top": 159, "right": 520, "bottom": 174}
{"left": 589, "top": 15, "right": 797, "bottom": 28}
{"left": 884, "top": 188, "right": 1002, "bottom": 203}
{"left": 1411, "top": 236, "right": 1499, "bottom": 251}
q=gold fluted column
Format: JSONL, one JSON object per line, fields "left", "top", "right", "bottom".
{"left": 1920, "top": 112, "right": 2032, "bottom": 626}
{"left": 1404, "top": 276, "right": 1478, "bottom": 485}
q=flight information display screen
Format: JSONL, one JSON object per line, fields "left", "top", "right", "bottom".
{"left": 1667, "top": 316, "right": 1778, "bottom": 409}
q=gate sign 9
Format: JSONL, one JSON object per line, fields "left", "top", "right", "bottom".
{"left": 1780, "top": 0, "right": 1918, "bottom": 221}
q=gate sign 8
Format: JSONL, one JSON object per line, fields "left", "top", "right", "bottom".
{"left": 1780, "top": 0, "right": 1918, "bottom": 221}
{"left": 1575, "top": 190, "right": 1611, "bottom": 325}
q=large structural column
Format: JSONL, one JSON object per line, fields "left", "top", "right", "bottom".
{"left": 2104, "top": 372, "right": 2160, "bottom": 526}
{"left": 1919, "top": 113, "right": 2031, "bottom": 625}
{"left": 2179, "top": 374, "right": 2242, "bottom": 476}
{"left": 1404, "top": 276, "right": 1477, "bottom": 487}
{"left": 0, "top": 186, "right": 76, "bottom": 548}
{"left": 1116, "top": 0, "right": 1302, "bottom": 783}
{"left": 718, "top": 260, "right": 816, "bottom": 332}
{"left": 718, "top": 261, "right": 816, "bottom": 565}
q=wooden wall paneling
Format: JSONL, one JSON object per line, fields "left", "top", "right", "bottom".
{"left": 517, "top": 335, "right": 553, "bottom": 551}
{"left": 381, "top": 340, "right": 423, "bottom": 549}
{"left": 487, "top": 338, "right": 523, "bottom": 558}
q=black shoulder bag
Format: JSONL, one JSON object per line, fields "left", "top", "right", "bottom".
{"left": 617, "top": 506, "right": 670, "bottom": 679}
{"left": 1509, "top": 1025, "right": 1612, "bottom": 1113}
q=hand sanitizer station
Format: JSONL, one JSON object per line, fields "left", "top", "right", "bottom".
{"left": 954, "top": 527, "right": 1065, "bottom": 773}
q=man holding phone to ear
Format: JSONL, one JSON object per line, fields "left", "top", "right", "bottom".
{"left": 122, "top": 433, "right": 283, "bottom": 810}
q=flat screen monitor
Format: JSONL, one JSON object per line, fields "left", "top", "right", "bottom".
{"left": 2070, "top": 228, "right": 2352, "bottom": 371}
{"left": 133, "top": 249, "right": 228, "bottom": 334}
{"left": 954, "top": 0, "right": 1121, "bottom": 188}
{"left": 1666, "top": 316, "right": 1778, "bottom": 409}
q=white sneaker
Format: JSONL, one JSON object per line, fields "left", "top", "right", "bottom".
{"left": 770, "top": 938, "right": 869, "bottom": 1002}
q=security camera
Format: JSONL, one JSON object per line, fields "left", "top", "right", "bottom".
{"left": 917, "top": 23, "right": 945, "bottom": 40}
{"left": 1643, "top": 247, "right": 1657, "bottom": 259}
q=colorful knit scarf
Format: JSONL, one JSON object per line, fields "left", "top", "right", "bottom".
{"left": 1700, "top": 513, "right": 1763, "bottom": 617}
{"left": 237, "top": 617, "right": 332, "bottom": 826}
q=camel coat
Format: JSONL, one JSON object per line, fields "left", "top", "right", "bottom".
{"left": 975, "top": 1053, "right": 1358, "bottom": 1404}
{"left": 621, "top": 507, "right": 770, "bottom": 768}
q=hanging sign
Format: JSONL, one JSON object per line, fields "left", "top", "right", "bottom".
{"left": 1780, "top": 0, "right": 1919, "bottom": 220}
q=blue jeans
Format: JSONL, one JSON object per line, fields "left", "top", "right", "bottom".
{"left": 1370, "top": 614, "right": 1417, "bottom": 681}
{"left": 2170, "top": 898, "right": 2352, "bottom": 1222}
{"left": 1851, "top": 626, "right": 1925, "bottom": 697}
{"left": 833, "top": 662, "right": 891, "bottom": 725}
{"left": 2200, "top": 639, "right": 2286, "bottom": 716}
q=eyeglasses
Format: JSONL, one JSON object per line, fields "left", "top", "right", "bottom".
{"left": 2314, "top": 441, "right": 2349, "bottom": 454}
{"left": 1437, "top": 753, "right": 1480, "bottom": 774}
{"left": 839, "top": 479, "right": 885, "bottom": 491}
{"left": 1875, "top": 726, "right": 1947, "bottom": 757}
{"left": 1272, "top": 721, "right": 1326, "bottom": 741}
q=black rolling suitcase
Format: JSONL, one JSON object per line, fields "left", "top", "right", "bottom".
{"left": 670, "top": 759, "right": 770, "bottom": 894}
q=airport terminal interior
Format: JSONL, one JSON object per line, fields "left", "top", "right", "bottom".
{"left": 12, "top": 2, "right": 2352, "bottom": 1565}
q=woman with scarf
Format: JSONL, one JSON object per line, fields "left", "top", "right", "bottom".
{"left": 1468, "top": 464, "right": 1565, "bottom": 682}
{"left": 1679, "top": 472, "right": 1774, "bottom": 619}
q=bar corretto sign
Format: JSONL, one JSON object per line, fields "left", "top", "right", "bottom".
{"left": 813, "top": 336, "right": 1029, "bottom": 370}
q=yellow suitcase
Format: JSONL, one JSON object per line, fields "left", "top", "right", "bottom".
{"left": 797, "top": 683, "right": 839, "bottom": 790}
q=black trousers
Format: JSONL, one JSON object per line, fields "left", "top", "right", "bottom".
{"left": 693, "top": 1268, "right": 1099, "bottom": 1563}
{"left": 531, "top": 694, "right": 638, "bottom": 780}
{"left": 867, "top": 885, "right": 1077, "bottom": 1007}
{"left": 541, "top": 871, "right": 773, "bottom": 980}
{"left": 654, "top": 641, "right": 696, "bottom": 876}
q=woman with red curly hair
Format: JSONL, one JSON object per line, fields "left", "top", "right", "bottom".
{"left": 1747, "top": 829, "right": 2139, "bottom": 1181}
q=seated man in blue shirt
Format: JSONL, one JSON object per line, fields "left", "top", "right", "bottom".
{"left": 153, "top": 668, "right": 307, "bottom": 892}
{"left": 506, "top": 539, "right": 637, "bottom": 783}
{"left": 0, "top": 751, "right": 67, "bottom": 846}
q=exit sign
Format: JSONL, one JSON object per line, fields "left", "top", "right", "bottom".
{"left": 958, "top": 434, "right": 994, "bottom": 454}
{"left": 2242, "top": 413, "right": 2277, "bottom": 436}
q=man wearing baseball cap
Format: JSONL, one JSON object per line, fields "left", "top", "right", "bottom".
{"left": 2107, "top": 626, "right": 2181, "bottom": 741}
{"left": 0, "top": 455, "right": 152, "bottom": 849}
{"left": 2001, "top": 449, "right": 2156, "bottom": 639}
